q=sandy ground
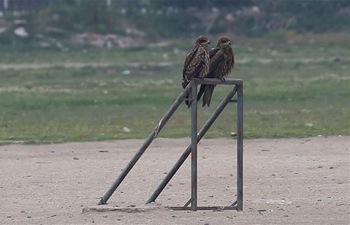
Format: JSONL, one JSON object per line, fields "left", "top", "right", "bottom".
{"left": 0, "top": 136, "right": 349, "bottom": 225}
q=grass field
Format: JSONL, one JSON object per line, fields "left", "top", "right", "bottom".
{"left": 0, "top": 34, "right": 349, "bottom": 144}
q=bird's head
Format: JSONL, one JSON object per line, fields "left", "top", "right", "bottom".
{"left": 217, "top": 36, "right": 231, "bottom": 47}
{"left": 196, "top": 36, "right": 211, "bottom": 47}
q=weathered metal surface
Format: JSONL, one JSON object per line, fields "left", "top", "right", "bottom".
{"left": 98, "top": 83, "right": 192, "bottom": 205}
{"left": 146, "top": 85, "right": 238, "bottom": 204}
{"left": 190, "top": 81, "right": 198, "bottom": 211}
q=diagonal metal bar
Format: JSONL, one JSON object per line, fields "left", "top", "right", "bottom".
{"left": 146, "top": 85, "right": 238, "bottom": 204}
{"left": 98, "top": 82, "right": 193, "bottom": 205}
{"left": 183, "top": 198, "right": 193, "bottom": 208}
{"left": 230, "top": 200, "right": 238, "bottom": 207}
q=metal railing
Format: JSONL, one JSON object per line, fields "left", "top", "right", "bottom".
{"left": 98, "top": 78, "right": 243, "bottom": 211}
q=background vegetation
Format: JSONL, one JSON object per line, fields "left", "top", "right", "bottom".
{"left": 0, "top": 1, "right": 349, "bottom": 143}
{"left": 0, "top": 0, "right": 349, "bottom": 43}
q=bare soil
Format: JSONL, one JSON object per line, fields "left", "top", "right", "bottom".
{"left": 1, "top": 136, "right": 349, "bottom": 225}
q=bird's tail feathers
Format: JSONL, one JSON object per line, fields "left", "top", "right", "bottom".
{"left": 197, "top": 84, "right": 206, "bottom": 102}
{"left": 202, "top": 85, "right": 215, "bottom": 107}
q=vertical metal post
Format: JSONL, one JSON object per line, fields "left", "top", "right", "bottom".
{"left": 236, "top": 83, "right": 244, "bottom": 211}
{"left": 190, "top": 81, "right": 198, "bottom": 211}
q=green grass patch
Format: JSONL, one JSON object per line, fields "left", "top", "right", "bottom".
{"left": 0, "top": 40, "right": 349, "bottom": 144}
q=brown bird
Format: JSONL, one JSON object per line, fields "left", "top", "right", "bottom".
{"left": 182, "top": 36, "right": 210, "bottom": 107}
{"left": 197, "top": 36, "right": 235, "bottom": 107}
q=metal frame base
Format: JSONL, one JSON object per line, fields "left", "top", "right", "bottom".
{"left": 170, "top": 199, "right": 238, "bottom": 211}
{"left": 98, "top": 78, "right": 243, "bottom": 212}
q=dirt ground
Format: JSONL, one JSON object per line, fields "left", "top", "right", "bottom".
{"left": 1, "top": 136, "right": 349, "bottom": 225}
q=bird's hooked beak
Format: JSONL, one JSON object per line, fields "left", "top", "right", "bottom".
{"left": 228, "top": 41, "right": 231, "bottom": 45}
{"left": 208, "top": 41, "right": 211, "bottom": 45}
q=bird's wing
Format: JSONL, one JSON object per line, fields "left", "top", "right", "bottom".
{"left": 221, "top": 47, "right": 235, "bottom": 77}
{"left": 183, "top": 48, "right": 196, "bottom": 79}
{"left": 183, "top": 45, "right": 209, "bottom": 81}
{"left": 207, "top": 47, "right": 225, "bottom": 78}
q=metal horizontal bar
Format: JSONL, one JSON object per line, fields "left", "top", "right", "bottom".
{"left": 170, "top": 206, "right": 237, "bottom": 211}
{"left": 193, "top": 78, "right": 243, "bottom": 85}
